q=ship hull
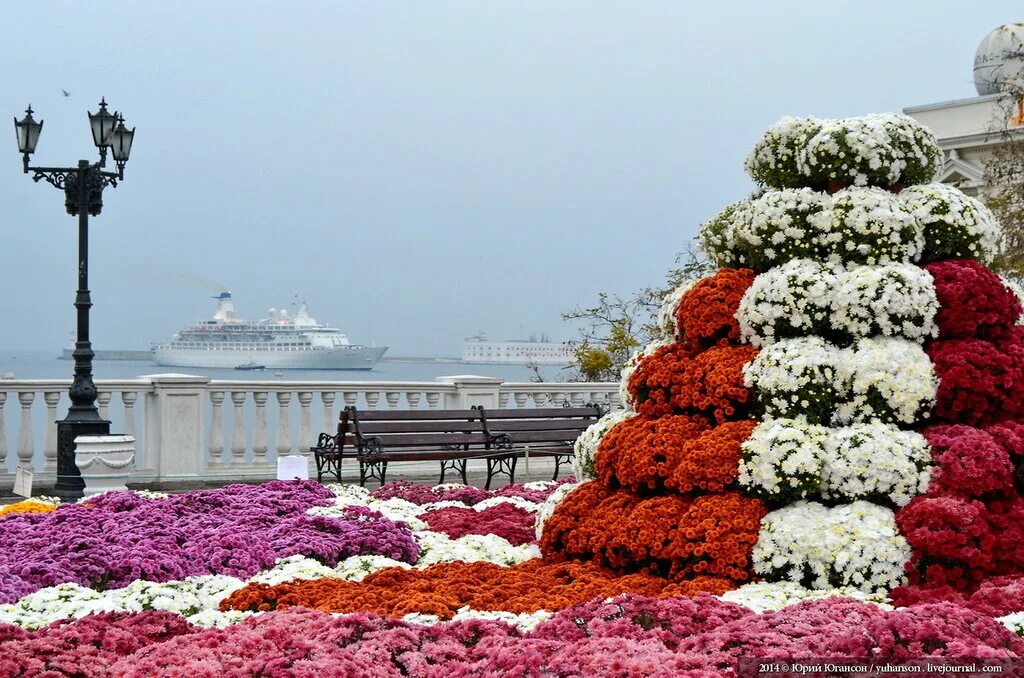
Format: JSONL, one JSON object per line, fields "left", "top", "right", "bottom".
{"left": 153, "top": 346, "right": 388, "bottom": 370}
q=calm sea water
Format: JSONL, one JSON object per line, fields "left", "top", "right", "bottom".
{"left": 0, "top": 350, "right": 566, "bottom": 383}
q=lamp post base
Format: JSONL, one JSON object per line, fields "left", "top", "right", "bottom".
{"left": 55, "top": 415, "right": 110, "bottom": 501}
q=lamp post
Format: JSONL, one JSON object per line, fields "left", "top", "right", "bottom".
{"left": 14, "top": 99, "right": 135, "bottom": 500}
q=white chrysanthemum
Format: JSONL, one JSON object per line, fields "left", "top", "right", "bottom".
{"left": 999, "top": 611, "right": 1024, "bottom": 638}
{"left": 403, "top": 607, "right": 553, "bottom": 631}
{"left": 698, "top": 201, "right": 747, "bottom": 267}
{"left": 535, "top": 482, "right": 581, "bottom": 541}
{"left": 999, "top": 275, "right": 1024, "bottom": 325}
{"left": 413, "top": 531, "right": 541, "bottom": 568}
{"left": 902, "top": 183, "right": 1004, "bottom": 265}
{"left": 800, "top": 114, "right": 940, "bottom": 188}
{"left": 811, "top": 187, "right": 923, "bottom": 265}
{"left": 0, "top": 576, "right": 247, "bottom": 630}
{"left": 745, "top": 116, "right": 823, "bottom": 188}
{"left": 732, "top": 189, "right": 830, "bottom": 269}
{"left": 739, "top": 418, "right": 827, "bottom": 500}
{"left": 334, "top": 554, "right": 410, "bottom": 581}
{"left": 573, "top": 410, "right": 635, "bottom": 482}
{"left": 821, "top": 424, "right": 931, "bottom": 507}
{"left": 248, "top": 555, "right": 340, "bottom": 586}
{"left": 752, "top": 501, "right": 911, "bottom": 593}
{"left": 743, "top": 337, "right": 845, "bottom": 423}
{"left": 721, "top": 581, "right": 892, "bottom": 613}
{"left": 835, "top": 338, "right": 937, "bottom": 426}
{"left": 324, "top": 483, "right": 373, "bottom": 503}
{"left": 656, "top": 279, "right": 699, "bottom": 340}
{"left": 737, "top": 259, "right": 836, "bottom": 346}
{"left": 831, "top": 264, "right": 938, "bottom": 341}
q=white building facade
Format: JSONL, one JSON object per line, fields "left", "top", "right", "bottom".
{"left": 904, "top": 23, "right": 1024, "bottom": 196}
{"left": 461, "top": 339, "right": 574, "bottom": 365}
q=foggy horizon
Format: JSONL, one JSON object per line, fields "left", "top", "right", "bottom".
{"left": 1, "top": 2, "right": 1017, "bottom": 357}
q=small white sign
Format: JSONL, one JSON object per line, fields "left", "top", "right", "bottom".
{"left": 13, "top": 466, "right": 33, "bottom": 498}
{"left": 277, "top": 455, "right": 309, "bottom": 481}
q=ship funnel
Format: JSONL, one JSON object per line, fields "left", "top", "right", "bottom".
{"left": 212, "top": 291, "right": 235, "bottom": 321}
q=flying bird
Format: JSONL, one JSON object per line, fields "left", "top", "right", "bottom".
{"left": 61, "top": 89, "right": 70, "bottom": 97}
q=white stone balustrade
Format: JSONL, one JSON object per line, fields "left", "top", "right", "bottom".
{"left": 0, "top": 375, "right": 620, "bottom": 486}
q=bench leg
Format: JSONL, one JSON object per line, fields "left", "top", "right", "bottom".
{"left": 459, "top": 459, "right": 468, "bottom": 485}
{"left": 553, "top": 454, "right": 570, "bottom": 481}
{"left": 360, "top": 458, "right": 387, "bottom": 487}
{"left": 485, "top": 455, "right": 517, "bottom": 490}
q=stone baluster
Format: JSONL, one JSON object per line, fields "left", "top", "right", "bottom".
{"left": 552, "top": 391, "right": 567, "bottom": 407}
{"left": 425, "top": 392, "right": 441, "bottom": 409}
{"left": 365, "top": 392, "right": 380, "bottom": 409}
{"left": 384, "top": 392, "right": 400, "bottom": 409}
{"left": 276, "top": 391, "right": 293, "bottom": 457}
{"left": 252, "top": 392, "right": 269, "bottom": 465}
{"left": 514, "top": 392, "right": 529, "bottom": 408}
{"left": 97, "top": 391, "right": 112, "bottom": 420}
{"left": 229, "top": 392, "right": 247, "bottom": 466}
{"left": 342, "top": 392, "right": 358, "bottom": 409}
{"left": 406, "top": 392, "right": 421, "bottom": 409}
{"left": 498, "top": 392, "right": 510, "bottom": 408}
{"left": 208, "top": 391, "right": 225, "bottom": 466}
{"left": 320, "top": 392, "right": 336, "bottom": 435}
{"left": 42, "top": 391, "right": 61, "bottom": 472}
{"left": 570, "top": 392, "right": 585, "bottom": 407}
{"left": 532, "top": 391, "right": 549, "bottom": 408}
{"left": 297, "top": 392, "right": 312, "bottom": 457}
{"left": 121, "top": 391, "right": 137, "bottom": 439}
{"left": 16, "top": 391, "right": 35, "bottom": 471}
{"left": 0, "top": 392, "right": 7, "bottom": 472}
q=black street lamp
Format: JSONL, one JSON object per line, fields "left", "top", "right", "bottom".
{"left": 14, "top": 99, "right": 135, "bottom": 500}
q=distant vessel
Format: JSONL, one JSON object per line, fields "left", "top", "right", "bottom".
{"left": 234, "top": 360, "right": 266, "bottom": 371}
{"left": 153, "top": 292, "right": 387, "bottom": 370}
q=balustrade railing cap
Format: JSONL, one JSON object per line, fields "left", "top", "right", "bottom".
{"left": 74, "top": 434, "right": 136, "bottom": 444}
{"left": 142, "top": 373, "right": 213, "bottom": 384}
{"left": 435, "top": 375, "right": 505, "bottom": 385}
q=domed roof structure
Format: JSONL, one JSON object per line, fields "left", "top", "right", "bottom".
{"left": 975, "top": 23, "right": 1024, "bottom": 95}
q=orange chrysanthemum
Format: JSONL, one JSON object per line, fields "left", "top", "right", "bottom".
{"left": 627, "top": 342, "right": 758, "bottom": 420}
{"left": 675, "top": 268, "right": 756, "bottom": 350}
{"left": 665, "top": 420, "right": 756, "bottom": 493}
{"left": 595, "top": 414, "right": 711, "bottom": 491}
{"left": 0, "top": 500, "right": 56, "bottom": 516}
{"left": 541, "top": 483, "right": 766, "bottom": 583}
{"left": 219, "top": 558, "right": 733, "bottom": 619}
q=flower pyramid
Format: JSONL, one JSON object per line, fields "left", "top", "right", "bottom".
{"left": 547, "top": 113, "right": 1024, "bottom": 600}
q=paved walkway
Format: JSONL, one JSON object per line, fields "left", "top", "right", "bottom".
{"left": 0, "top": 456, "right": 568, "bottom": 503}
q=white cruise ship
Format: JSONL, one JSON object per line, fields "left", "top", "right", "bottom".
{"left": 153, "top": 293, "right": 387, "bottom": 370}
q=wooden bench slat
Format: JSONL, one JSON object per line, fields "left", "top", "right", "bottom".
{"left": 496, "top": 430, "right": 582, "bottom": 443}
{"left": 481, "top": 407, "right": 599, "bottom": 419}
{"left": 355, "top": 420, "right": 487, "bottom": 434}
{"left": 353, "top": 409, "right": 479, "bottom": 421}
{"left": 364, "top": 433, "right": 490, "bottom": 447}
{"left": 482, "top": 419, "right": 593, "bottom": 432}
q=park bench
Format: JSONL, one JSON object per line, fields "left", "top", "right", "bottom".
{"left": 312, "top": 404, "right": 603, "bottom": 488}
{"left": 312, "top": 407, "right": 512, "bottom": 488}
{"left": 475, "top": 405, "right": 602, "bottom": 482}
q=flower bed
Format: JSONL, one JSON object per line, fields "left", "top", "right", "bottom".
{"left": 0, "top": 482, "right": 418, "bottom": 604}
{"left": 1, "top": 598, "right": 1021, "bottom": 678}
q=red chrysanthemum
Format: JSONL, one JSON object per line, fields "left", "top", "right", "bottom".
{"left": 924, "top": 259, "right": 1022, "bottom": 341}
{"left": 928, "top": 339, "right": 1022, "bottom": 427}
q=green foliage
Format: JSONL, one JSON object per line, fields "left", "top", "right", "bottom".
{"left": 559, "top": 241, "right": 713, "bottom": 382}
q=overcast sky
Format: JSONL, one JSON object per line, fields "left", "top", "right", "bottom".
{"left": 0, "top": 2, "right": 1017, "bottom": 357}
